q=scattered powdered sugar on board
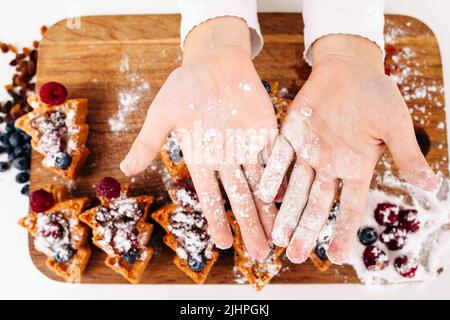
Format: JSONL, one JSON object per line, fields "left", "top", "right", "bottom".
{"left": 109, "top": 53, "right": 151, "bottom": 133}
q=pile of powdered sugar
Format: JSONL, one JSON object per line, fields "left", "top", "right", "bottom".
{"left": 347, "top": 175, "right": 450, "bottom": 285}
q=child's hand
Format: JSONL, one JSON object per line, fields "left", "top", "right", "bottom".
{"left": 121, "top": 17, "right": 278, "bottom": 259}
{"left": 258, "top": 34, "right": 441, "bottom": 264}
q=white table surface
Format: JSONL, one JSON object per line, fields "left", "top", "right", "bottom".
{"left": 1, "top": 0, "right": 450, "bottom": 300}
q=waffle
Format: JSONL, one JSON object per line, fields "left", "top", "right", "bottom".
{"left": 151, "top": 203, "right": 219, "bottom": 284}
{"left": 226, "top": 212, "right": 284, "bottom": 291}
{"left": 15, "top": 95, "right": 89, "bottom": 180}
{"left": 268, "top": 81, "right": 293, "bottom": 124}
{"left": 310, "top": 252, "right": 333, "bottom": 272}
{"left": 18, "top": 186, "right": 91, "bottom": 282}
{"left": 160, "top": 132, "right": 190, "bottom": 182}
{"left": 310, "top": 202, "right": 340, "bottom": 273}
{"left": 79, "top": 184, "right": 154, "bottom": 284}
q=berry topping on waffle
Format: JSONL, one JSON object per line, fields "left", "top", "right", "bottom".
{"left": 94, "top": 193, "right": 145, "bottom": 261}
{"left": 96, "top": 176, "right": 121, "bottom": 200}
{"left": 79, "top": 180, "right": 154, "bottom": 284}
{"left": 30, "top": 189, "right": 54, "bottom": 213}
{"left": 168, "top": 207, "right": 214, "bottom": 272}
{"left": 39, "top": 82, "right": 68, "bottom": 106}
{"left": 18, "top": 186, "right": 91, "bottom": 282}
{"left": 169, "top": 181, "right": 201, "bottom": 211}
{"left": 15, "top": 93, "right": 89, "bottom": 180}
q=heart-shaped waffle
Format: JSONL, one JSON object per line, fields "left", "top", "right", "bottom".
{"left": 18, "top": 186, "right": 91, "bottom": 282}
{"left": 15, "top": 95, "right": 89, "bottom": 180}
{"left": 79, "top": 181, "right": 154, "bottom": 284}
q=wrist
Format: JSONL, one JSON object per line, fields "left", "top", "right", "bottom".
{"left": 311, "top": 34, "right": 384, "bottom": 72}
{"left": 183, "top": 16, "right": 251, "bottom": 64}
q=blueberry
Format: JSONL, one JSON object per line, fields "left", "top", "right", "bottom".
{"left": 315, "top": 243, "right": 328, "bottom": 261}
{"left": 5, "top": 123, "right": 15, "bottom": 133}
{"left": 0, "top": 133, "right": 9, "bottom": 146}
{"left": 262, "top": 80, "right": 271, "bottom": 93}
{"left": 15, "top": 171, "right": 29, "bottom": 184}
{"left": 54, "top": 152, "right": 72, "bottom": 169}
{"left": 169, "top": 145, "right": 183, "bottom": 164}
{"left": 14, "top": 145, "right": 31, "bottom": 158}
{"left": 12, "top": 157, "right": 29, "bottom": 171}
{"left": 8, "top": 132, "right": 22, "bottom": 147}
{"left": 0, "top": 116, "right": 4, "bottom": 124}
{"left": 22, "top": 133, "right": 31, "bottom": 143}
{"left": 123, "top": 248, "right": 139, "bottom": 264}
{"left": 0, "top": 162, "right": 10, "bottom": 172}
{"left": 0, "top": 145, "right": 6, "bottom": 154}
{"left": 358, "top": 227, "right": 378, "bottom": 246}
{"left": 54, "top": 244, "right": 75, "bottom": 263}
{"left": 5, "top": 144, "right": 13, "bottom": 155}
{"left": 188, "top": 255, "right": 206, "bottom": 272}
{"left": 8, "top": 152, "right": 16, "bottom": 162}
{"left": 21, "top": 184, "right": 29, "bottom": 196}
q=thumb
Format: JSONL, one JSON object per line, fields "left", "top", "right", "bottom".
{"left": 384, "top": 112, "right": 441, "bottom": 191}
{"left": 120, "top": 88, "right": 174, "bottom": 176}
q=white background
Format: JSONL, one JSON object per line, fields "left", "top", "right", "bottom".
{"left": 1, "top": 0, "right": 449, "bottom": 299}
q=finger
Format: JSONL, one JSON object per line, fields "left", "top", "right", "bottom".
{"left": 188, "top": 165, "right": 233, "bottom": 250}
{"left": 383, "top": 104, "right": 441, "bottom": 191}
{"left": 120, "top": 88, "right": 174, "bottom": 176}
{"left": 220, "top": 167, "right": 270, "bottom": 259}
{"left": 271, "top": 161, "right": 314, "bottom": 247}
{"left": 286, "top": 175, "right": 338, "bottom": 264}
{"left": 243, "top": 163, "right": 278, "bottom": 242}
{"left": 274, "top": 175, "right": 288, "bottom": 203}
{"left": 328, "top": 179, "right": 370, "bottom": 264}
{"left": 257, "top": 135, "right": 295, "bottom": 203}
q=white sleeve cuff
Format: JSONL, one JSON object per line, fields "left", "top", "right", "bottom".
{"left": 178, "top": 0, "right": 263, "bottom": 59}
{"left": 302, "top": 0, "right": 385, "bottom": 65}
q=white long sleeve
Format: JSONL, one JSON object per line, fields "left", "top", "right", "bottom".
{"left": 178, "top": 0, "right": 385, "bottom": 64}
{"left": 302, "top": 0, "right": 385, "bottom": 65}
{"left": 178, "top": 0, "right": 263, "bottom": 59}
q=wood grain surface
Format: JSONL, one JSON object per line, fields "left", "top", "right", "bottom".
{"left": 27, "top": 13, "right": 447, "bottom": 284}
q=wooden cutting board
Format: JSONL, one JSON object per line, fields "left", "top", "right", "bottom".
{"left": 28, "top": 13, "right": 448, "bottom": 284}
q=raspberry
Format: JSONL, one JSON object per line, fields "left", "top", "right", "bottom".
{"left": 30, "top": 189, "right": 54, "bottom": 213}
{"left": 394, "top": 255, "right": 418, "bottom": 278}
{"left": 363, "top": 245, "right": 389, "bottom": 271}
{"left": 39, "top": 82, "right": 68, "bottom": 106}
{"left": 96, "top": 177, "right": 121, "bottom": 199}
{"left": 41, "top": 220, "right": 64, "bottom": 240}
{"left": 399, "top": 209, "right": 420, "bottom": 233}
{"left": 374, "top": 202, "right": 400, "bottom": 226}
{"left": 380, "top": 226, "right": 408, "bottom": 250}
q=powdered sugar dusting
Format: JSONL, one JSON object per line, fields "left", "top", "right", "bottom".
{"left": 109, "top": 53, "right": 151, "bottom": 132}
